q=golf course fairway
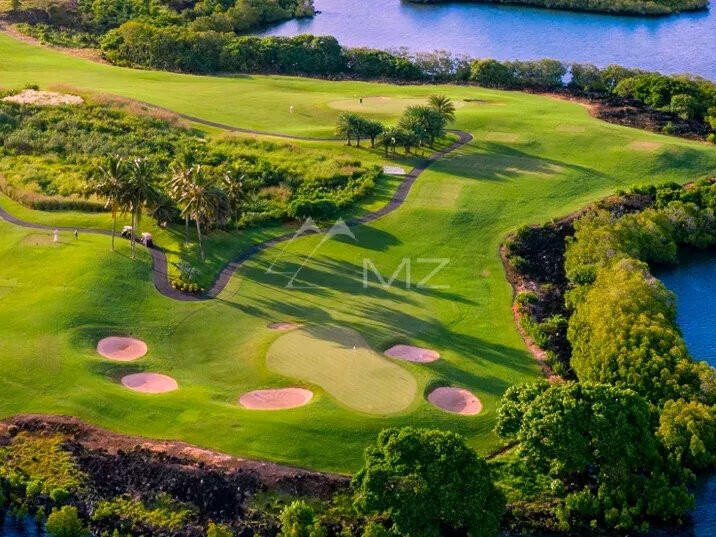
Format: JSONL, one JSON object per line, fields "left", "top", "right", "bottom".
{"left": 1, "top": 32, "right": 716, "bottom": 472}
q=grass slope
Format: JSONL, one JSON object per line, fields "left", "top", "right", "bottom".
{"left": 1, "top": 33, "right": 716, "bottom": 472}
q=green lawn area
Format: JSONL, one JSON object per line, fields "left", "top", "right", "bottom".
{"left": 1, "top": 33, "right": 716, "bottom": 473}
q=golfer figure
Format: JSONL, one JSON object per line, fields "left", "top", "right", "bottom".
{"left": 53, "top": 229, "right": 59, "bottom": 243}
{"left": 73, "top": 229, "right": 78, "bottom": 240}
{"left": 290, "top": 105, "right": 294, "bottom": 114}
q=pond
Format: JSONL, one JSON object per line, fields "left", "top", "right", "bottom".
{"left": 258, "top": 0, "right": 716, "bottom": 80}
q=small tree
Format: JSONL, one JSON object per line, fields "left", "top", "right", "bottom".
{"left": 353, "top": 427, "right": 505, "bottom": 537}
{"left": 399, "top": 105, "right": 446, "bottom": 147}
{"left": 658, "top": 399, "right": 716, "bottom": 472}
{"left": 336, "top": 112, "right": 362, "bottom": 146}
{"left": 278, "top": 501, "right": 325, "bottom": 537}
{"left": 362, "top": 119, "right": 385, "bottom": 148}
{"left": 91, "top": 155, "right": 127, "bottom": 251}
{"left": 46, "top": 506, "right": 88, "bottom": 537}
{"left": 670, "top": 93, "right": 698, "bottom": 120}
{"left": 428, "top": 94, "right": 456, "bottom": 123}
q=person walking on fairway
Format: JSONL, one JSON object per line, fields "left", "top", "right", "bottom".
{"left": 53, "top": 229, "right": 59, "bottom": 243}
{"left": 74, "top": 229, "right": 78, "bottom": 240}
{"left": 290, "top": 105, "right": 294, "bottom": 114}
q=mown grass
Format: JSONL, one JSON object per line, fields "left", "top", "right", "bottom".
{"left": 0, "top": 33, "right": 715, "bottom": 472}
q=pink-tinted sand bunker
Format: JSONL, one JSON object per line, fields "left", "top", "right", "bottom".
{"left": 97, "top": 337, "right": 148, "bottom": 361}
{"left": 384, "top": 344, "right": 440, "bottom": 363}
{"left": 238, "top": 388, "right": 313, "bottom": 410}
{"left": 121, "top": 373, "right": 178, "bottom": 393}
{"left": 427, "top": 387, "right": 482, "bottom": 415}
{"left": 267, "top": 322, "right": 301, "bottom": 331}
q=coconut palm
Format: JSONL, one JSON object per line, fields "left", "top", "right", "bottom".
{"left": 428, "top": 94, "right": 456, "bottom": 123}
{"left": 124, "top": 158, "right": 161, "bottom": 259}
{"left": 168, "top": 162, "right": 195, "bottom": 243}
{"left": 91, "top": 155, "right": 127, "bottom": 251}
{"left": 177, "top": 167, "right": 227, "bottom": 261}
{"left": 222, "top": 170, "right": 245, "bottom": 222}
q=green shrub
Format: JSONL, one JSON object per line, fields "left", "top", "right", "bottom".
{"left": 46, "top": 506, "right": 88, "bottom": 537}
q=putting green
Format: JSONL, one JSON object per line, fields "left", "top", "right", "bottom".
{"left": 266, "top": 325, "right": 418, "bottom": 415}
{"left": 327, "top": 96, "right": 466, "bottom": 116}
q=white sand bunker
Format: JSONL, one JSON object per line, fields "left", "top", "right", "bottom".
{"left": 238, "top": 388, "right": 313, "bottom": 410}
{"left": 3, "top": 89, "right": 84, "bottom": 106}
{"left": 267, "top": 322, "right": 301, "bottom": 331}
{"left": 121, "top": 373, "right": 178, "bottom": 394}
{"left": 428, "top": 387, "right": 482, "bottom": 415}
{"left": 97, "top": 337, "right": 148, "bottom": 361}
{"left": 384, "top": 344, "right": 440, "bottom": 363}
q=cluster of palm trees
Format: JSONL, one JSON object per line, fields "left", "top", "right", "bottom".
{"left": 335, "top": 95, "right": 456, "bottom": 154}
{"left": 90, "top": 155, "right": 243, "bottom": 261}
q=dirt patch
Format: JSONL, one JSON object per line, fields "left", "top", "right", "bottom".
{"left": 3, "top": 89, "right": 84, "bottom": 106}
{"left": 627, "top": 140, "right": 663, "bottom": 152}
{"left": 19, "top": 233, "right": 55, "bottom": 246}
{"left": 556, "top": 124, "right": 586, "bottom": 133}
{"left": 427, "top": 387, "right": 482, "bottom": 415}
{"left": 484, "top": 131, "right": 521, "bottom": 143}
{"left": 238, "top": 388, "right": 313, "bottom": 410}
{"left": 97, "top": 337, "right": 148, "bottom": 361}
{"left": 121, "top": 373, "right": 178, "bottom": 393}
{"left": 384, "top": 344, "right": 440, "bottom": 363}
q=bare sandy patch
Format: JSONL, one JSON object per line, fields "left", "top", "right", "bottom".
{"left": 556, "top": 124, "right": 586, "bottom": 133}
{"left": 97, "top": 337, "right": 148, "bottom": 361}
{"left": 427, "top": 387, "right": 482, "bottom": 415}
{"left": 3, "top": 89, "right": 83, "bottom": 107}
{"left": 485, "top": 131, "right": 521, "bottom": 143}
{"left": 20, "top": 233, "right": 55, "bottom": 247}
{"left": 238, "top": 388, "right": 313, "bottom": 410}
{"left": 268, "top": 322, "right": 301, "bottom": 331}
{"left": 385, "top": 344, "right": 440, "bottom": 363}
{"left": 121, "top": 373, "right": 178, "bottom": 394}
{"left": 628, "top": 140, "right": 663, "bottom": 152}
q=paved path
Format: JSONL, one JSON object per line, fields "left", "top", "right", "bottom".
{"left": 0, "top": 129, "right": 472, "bottom": 301}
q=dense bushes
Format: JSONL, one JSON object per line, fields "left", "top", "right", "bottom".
{"left": 406, "top": 0, "right": 707, "bottom": 15}
{"left": 0, "top": 98, "right": 381, "bottom": 223}
{"left": 497, "top": 382, "right": 695, "bottom": 532}
{"left": 352, "top": 427, "right": 505, "bottom": 537}
{"left": 9, "top": 0, "right": 313, "bottom": 49}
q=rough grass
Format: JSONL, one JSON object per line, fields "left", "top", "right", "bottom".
{"left": 0, "top": 32, "right": 715, "bottom": 472}
{"left": 266, "top": 325, "right": 417, "bottom": 415}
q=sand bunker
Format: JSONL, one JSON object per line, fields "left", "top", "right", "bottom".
{"left": 238, "top": 388, "right": 313, "bottom": 410}
{"left": 3, "top": 89, "right": 84, "bottom": 107}
{"left": 97, "top": 337, "right": 148, "bottom": 361}
{"left": 121, "top": 373, "right": 178, "bottom": 394}
{"left": 385, "top": 344, "right": 440, "bottom": 363}
{"left": 267, "top": 322, "right": 301, "bottom": 331}
{"left": 427, "top": 387, "right": 482, "bottom": 415}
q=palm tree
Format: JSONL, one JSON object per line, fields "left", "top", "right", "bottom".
{"left": 168, "top": 162, "right": 195, "bottom": 243}
{"left": 429, "top": 94, "right": 456, "bottom": 123}
{"left": 335, "top": 112, "right": 361, "bottom": 146}
{"left": 91, "top": 156, "right": 127, "bottom": 251}
{"left": 222, "top": 170, "right": 245, "bottom": 222}
{"left": 125, "top": 158, "right": 161, "bottom": 259}
{"left": 177, "top": 168, "right": 227, "bottom": 261}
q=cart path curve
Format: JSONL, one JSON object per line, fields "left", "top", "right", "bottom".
{"left": 0, "top": 129, "right": 472, "bottom": 301}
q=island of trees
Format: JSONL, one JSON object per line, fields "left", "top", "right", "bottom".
{"left": 406, "top": 0, "right": 708, "bottom": 16}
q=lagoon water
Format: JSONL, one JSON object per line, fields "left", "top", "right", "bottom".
{"left": 657, "top": 250, "right": 716, "bottom": 537}
{"left": 259, "top": 0, "right": 716, "bottom": 80}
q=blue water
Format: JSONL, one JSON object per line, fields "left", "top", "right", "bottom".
{"left": 657, "top": 250, "right": 716, "bottom": 537}
{"left": 259, "top": 0, "right": 716, "bottom": 80}
{"left": 0, "top": 516, "right": 43, "bottom": 537}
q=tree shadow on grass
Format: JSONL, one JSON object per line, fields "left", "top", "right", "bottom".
{"left": 433, "top": 140, "right": 608, "bottom": 183}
